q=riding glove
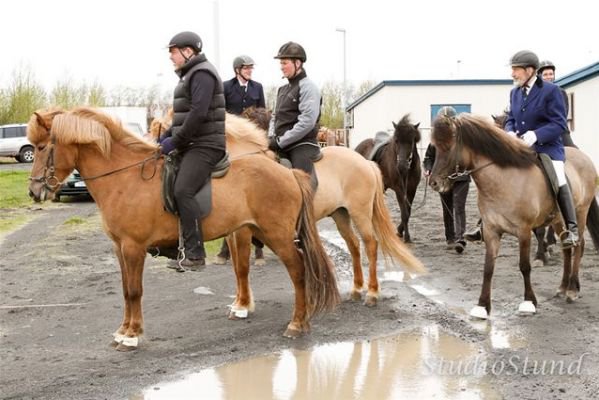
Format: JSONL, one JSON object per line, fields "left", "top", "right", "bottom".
{"left": 160, "top": 137, "right": 176, "bottom": 154}
{"left": 506, "top": 131, "right": 517, "bottom": 138}
{"left": 268, "top": 136, "right": 281, "bottom": 152}
{"left": 159, "top": 128, "right": 172, "bottom": 143}
{"left": 521, "top": 131, "right": 537, "bottom": 147}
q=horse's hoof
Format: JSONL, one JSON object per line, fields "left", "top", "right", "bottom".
{"left": 532, "top": 259, "right": 544, "bottom": 268}
{"left": 254, "top": 258, "right": 266, "bottom": 266}
{"left": 364, "top": 295, "right": 378, "bottom": 307}
{"left": 554, "top": 289, "right": 566, "bottom": 298}
{"left": 565, "top": 291, "right": 578, "bottom": 303}
{"left": 115, "top": 343, "right": 138, "bottom": 352}
{"left": 350, "top": 290, "right": 362, "bottom": 302}
{"left": 228, "top": 306, "right": 249, "bottom": 320}
{"left": 214, "top": 256, "right": 228, "bottom": 265}
{"left": 114, "top": 336, "right": 139, "bottom": 351}
{"left": 469, "top": 306, "right": 489, "bottom": 320}
{"left": 518, "top": 301, "right": 536, "bottom": 314}
{"left": 283, "top": 328, "right": 302, "bottom": 338}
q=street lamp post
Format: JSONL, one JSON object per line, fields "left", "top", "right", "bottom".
{"left": 335, "top": 28, "right": 347, "bottom": 144}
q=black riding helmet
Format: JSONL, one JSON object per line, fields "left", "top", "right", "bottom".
{"left": 509, "top": 50, "right": 539, "bottom": 70}
{"left": 538, "top": 60, "right": 556, "bottom": 74}
{"left": 274, "top": 42, "right": 307, "bottom": 62}
{"left": 168, "top": 31, "right": 203, "bottom": 53}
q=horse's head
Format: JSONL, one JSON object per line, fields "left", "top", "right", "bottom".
{"left": 241, "top": 106, "right": 271, "bottom": 131}
{"left": 491, "top": 111, "right": 508, "bottom": 130}
{"left": 391, "top": 114, "right": 421, "bottom": 171}
{"left": 428, "top": 114, "right": 464, "bottom": 193}
{"left": 27, "top": 108, "right": 78, "bottom": 202}
{"left": 148, "top": 116, "right": 172, "bottom": 142}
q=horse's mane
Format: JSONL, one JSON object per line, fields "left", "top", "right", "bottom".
{"left": 225, "top": 112, "right": 268, "bottom": 149}
{"left": 394, "top": 114, "right": 421, "bottom": 143}
{"left": 433, "top": 114, "right": 537, "bottom": 168}
{"left": 29, "top": 107, "right": 157, "bottom": 157}
{"left": 241, "top": 107, "right": 271, "bottom": 131}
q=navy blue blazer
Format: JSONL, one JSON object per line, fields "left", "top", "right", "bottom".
{"left": 505, "top": 78, "right": 568, "bottom": 161}
{"left": 223, "top": 78, "right": 266, "bottom": 115}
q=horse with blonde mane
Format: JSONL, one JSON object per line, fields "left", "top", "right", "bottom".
{"left": 429, "top": 114, "right": 598, "bottom": 319}
{"left": 27, "top": 107, "right": 340, "bottom": 351}
{"left": 223, "top": 108, "right": 425, "bottom": 318}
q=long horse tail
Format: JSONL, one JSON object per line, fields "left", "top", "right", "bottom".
{"left": 368, "top": 162, "right": 427, "bottom": 275}
{"left": 587, "top": 196, "right": 599, "bottom": 254}
{"left": 292, "top": 170, "right": 341, "bottom": 317}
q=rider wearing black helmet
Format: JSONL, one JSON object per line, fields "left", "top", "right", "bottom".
{"left": 159, "top": 31, "right": 226, "bottom": 269}
{"left": 538, "top": 60, "right": 576, "bottom": 147}
{"left": 223, "top": 55, "right": 265, "bottom": 115}
{"left": 268, "top": 41, "right": 321, "bottom": 188}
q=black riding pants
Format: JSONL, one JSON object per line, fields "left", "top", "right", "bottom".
{"left": 174, "top": 146, "right": 226, "bottom": 259}
{"left": 279, "top": 143, "right": 320, "bottom": 189}
{"left": 439, "top": 179, "right": 469, "bottom": 242}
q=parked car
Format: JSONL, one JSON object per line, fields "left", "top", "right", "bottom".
{"left": 54, "top": 121, "right": 145, "bottom": 201}
{"left": 0, "top": 124, "right": 34, "bottom": 162}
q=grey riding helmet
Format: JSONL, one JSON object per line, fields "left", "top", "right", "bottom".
{"left": 437, "top": 106, "right": 457, "bottom": 118}
{"left": 509, "top": 50, "right": 539, "bottom": 70}
{"left": 167, "top": 31, "right": 203, "bottom": 53}
{"left": 233, "top": 55, "right": 255, "bottom": 71}
{"left": 274, "top": 42, "right": 307, "bottom": 62}
{"left": 538, "top": 60, "right": 556, "bottom": 74}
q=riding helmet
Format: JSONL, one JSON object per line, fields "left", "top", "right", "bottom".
{"left": 538, "top": 60, "right": 556, "bottom": 74}
{"left": 509, "top": 50, "right": 539, "bottom": 70}
{"left": 274, "top": 42, "right": 307, "bottom": 62}
{"left": 233, "top": 55, "right": 255, "bottom": 71}
{"left": 168, "top": 31, "right": 203, "bottom": 53}
{"left": 437, "top": 106, "right": 457, "bottom": 118}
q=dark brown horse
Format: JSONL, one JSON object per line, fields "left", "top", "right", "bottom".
{"left": 27, "top": 107, "right": 340, "bottom": 351}
{"left": 355, "top": 115, "right": 422, "bottom": 242}
{"left": 429, "top": 114, "right": 598, "bottom": 319}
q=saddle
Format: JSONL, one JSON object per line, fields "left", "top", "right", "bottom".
{"left": 537, "top": 153, "right": 560, "bottom": 197}
{"left": 276, "top": 141, "right": 321, "bottom": 190}
{"left": 366, "top": 131, "right": 391, "bottom": 161}
{"left": 161, "top": 151, "right": 231, "bottom": 217}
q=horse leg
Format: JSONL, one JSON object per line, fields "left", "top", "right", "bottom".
{"left": 111, "top": 242, "right": 130, "bottom": 346}
{"left": 532, "top": 227, "right": 547, "bottom": 267}
{"left": 228, "top": 228, "right": 254, "bottom": 319}
{"left": 113, "top": 239, "right": 146, "bottom": 351}
{"left": 566, "top": 216, "right": 586, "bottom": 302}
{"left": 214, "top": 237, "right": 230, "bottom": 265}
{"left": 395, "top": 189, "right": 411, "bottom": 242}
{"left": 554, "top": 223, "right": 573, "bottom": 298}
{"left": 546, "top": 225, "right": 557, "bottom": 256}
{"left": 252, "top": 237, "right": 266, "bottom": 266}
{"left": 331, "top": 209, "right": 371, "bottom": 304}
{"left": 470, "top": 231, "right": 501, "bottom": 319}
{"left": 517, "top": 229, "right": 537, "bottom": 313}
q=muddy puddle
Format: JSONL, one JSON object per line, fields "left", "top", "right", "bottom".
{"left": 134, "top": 325, "right": 500, "bottom": 400}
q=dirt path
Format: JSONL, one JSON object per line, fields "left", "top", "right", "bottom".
{"left": 1, "top": 184, "right": 598, "bottom": 399}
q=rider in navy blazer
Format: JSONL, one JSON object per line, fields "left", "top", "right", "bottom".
{"left": 506, "top": 50, "right": 578, "bottom": 249}
{"left": 223, "top": 55, "right": 265, "bottom": 115}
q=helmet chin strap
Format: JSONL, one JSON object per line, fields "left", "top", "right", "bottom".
{"left": 178, "top": 48, "right": 192, "bottom": 63}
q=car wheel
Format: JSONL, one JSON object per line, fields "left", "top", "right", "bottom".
{"left": 19, "top": 146, "right": 35, "bottom": 163}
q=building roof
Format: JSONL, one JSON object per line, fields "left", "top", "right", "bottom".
{"left": 555, "top": 61, "right": 599, "bottom": 89}
{"left": 347, "top": 79, "right": 513, "bottom": 111}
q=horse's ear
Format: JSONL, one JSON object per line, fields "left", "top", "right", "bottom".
{"left": 492, "top": 114, "right": 497, "bottom": 121}
{"left": 34, "top": 112, "right": 50, "bottom": 132}
{"left": 414, "top": 122, "right": 420, "bottom": 129}
{"left": 392, "top": 121, "right": 397, "bottom": 129}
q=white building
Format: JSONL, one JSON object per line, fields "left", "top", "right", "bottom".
{"left": 555, "top": 61, "right": 599, "bottom": 168}
{"left": 346, "top": 79, "right": 513, "bottom": 154}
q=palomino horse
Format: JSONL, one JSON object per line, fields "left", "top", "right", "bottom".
{"left": 145, "top": 108, "right": 173, "bottom": 142}
{"left": 429, "top": 114, "right": 599, "bottom": 319}
{"left": 224, "top": 109, "right": 425, "bottom": 315}
{"left": 355, "top": 115, "right": 422, "bottom": 242}
{"left": 27, "top": 107, "right": 340, "bottom": 351}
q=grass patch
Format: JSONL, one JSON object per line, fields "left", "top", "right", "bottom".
{"left": 0, "top": 170, "right": 32, "bottom": 208}
{"left": 0, "top": 212, "right": 30, "bottom": 233}
{"left": 63, "top": 216, "right": 87, "bottom": 225}
{"left": 205, "top": 239, "right": 224, "bottom": 256}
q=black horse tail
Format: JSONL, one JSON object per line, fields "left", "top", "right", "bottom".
{"left": 291, "top": 170, "right": 340, "bottom": 317}
{"left": 587, "top": 197, "right": 599, "bottom": 254}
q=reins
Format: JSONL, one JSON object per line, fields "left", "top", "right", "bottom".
{"left": 79, "top": 151, "right": 162, "bottom": 182}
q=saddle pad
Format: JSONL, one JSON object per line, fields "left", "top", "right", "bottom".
{"left": 367, "top": 131, "right": 391, "bottom": 161}
{"left": 537, "top": 153, "right": 559, "bottom": 197}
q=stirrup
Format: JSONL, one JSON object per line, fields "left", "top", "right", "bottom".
{"left": 558, "top": 230, "right": 579, "bottom": 249}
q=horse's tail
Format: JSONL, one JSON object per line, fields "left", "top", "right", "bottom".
{"left": 368, "top": 162, "right": 427, "bottom": 275}
{"left": 587, "top": 196, "right": 599, "bottom": 254}
{"left": 292, "top": 170, "right": 341, "bottom": 317}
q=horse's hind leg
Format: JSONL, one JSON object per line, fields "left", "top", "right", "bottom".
{"left": 331, "top": 209, "right": 368, "bottom": 303}
{"left": 228, "top": 228, "right": 254, "bottom": 319}
{"left": 517, "top": 230, "right": 537, "bottom": 313}
{"left": 532, "top": 227, "right": 548, "bottom": 267}
{"left": 566, "top": 216, "right": 586, "bottom": 302}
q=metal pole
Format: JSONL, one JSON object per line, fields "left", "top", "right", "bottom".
{"left": 213, "top": 0, "right": 221, "bottom": 71}
{"left": 336, "top": 28, "right": 347, "bottom": 144}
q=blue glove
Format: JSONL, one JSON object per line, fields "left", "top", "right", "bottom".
{"left": 160, "top": 137, "right": 176, "bottom": 154}
{"left": 268, "top": 136, "right": 280, "bottom": 152}
{"left": 158, "top": 128, "right": 172, "bottom": 144}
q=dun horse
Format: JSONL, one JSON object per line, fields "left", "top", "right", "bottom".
{"left": 27, "top": 107, "right": 340, "bottom": 351}
{"left": 224, "top": 108, "right": 425, "bottom": 316}
{"left": 355, "top": 115, "right": 422, "bottom": 242}
{"left": 429, "top": 114, "right": 599, "bottom": 319}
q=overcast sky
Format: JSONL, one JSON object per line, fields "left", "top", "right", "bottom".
{"left": 1, "top": 0, "right": 596, "bottom": 94}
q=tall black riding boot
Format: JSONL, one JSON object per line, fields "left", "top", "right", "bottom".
{"left": 179, "top": 219, "right": 206, "bottom": 271}
{"left": 557, "top": 184, "right": 579, "bottom": 249}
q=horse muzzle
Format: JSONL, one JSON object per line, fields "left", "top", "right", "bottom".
{"left": 429, "top": 176, "right": 450, "bottom": 193}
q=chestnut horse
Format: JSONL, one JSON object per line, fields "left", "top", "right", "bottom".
{"left": 354, "top": 115, "right": 422, "bottom": 242}
{"left": 27, "top": 107, "right": 340, "bottom": 351}
{"left": 224, "top": 108, "right": 425, "bottom": 316}
{"left": 429, "top": 114, "right": 598, "bottom": 319}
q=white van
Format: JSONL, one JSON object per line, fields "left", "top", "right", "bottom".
{"left": 0, "top": 124, "right": 34, "bottom": 162}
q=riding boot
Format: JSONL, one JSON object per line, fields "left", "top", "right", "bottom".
{"left": 557, "top": 184, "right": 579, "bottom": 249}
{"left": 179, "top": 219, "right": 206, "bottom": 270}
{"left": 464, "top": 219, "right": 484, "bottom": 242}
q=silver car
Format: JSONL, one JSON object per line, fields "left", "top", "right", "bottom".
{"left": 0, "top": 124, "right": 34, "bottom": 163}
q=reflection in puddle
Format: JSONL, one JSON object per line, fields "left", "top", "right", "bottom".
{"left": 136, "top": 325, "right": 500, "bottom": 400}
{"left": 469, "top": 320, "right": 527, "bottom": 350}
{"left": 382, "top": 270, "right": 405, "bottom": 282}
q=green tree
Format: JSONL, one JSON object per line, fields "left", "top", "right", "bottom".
{"left": 320, "top": 81, "right": 343, "bottom": 129}
{"left": 87, "top": 81, "right": 107, "bottom": 106}
{"left": 50, "top": 77, "right": 88, "bottom": 109}
{"left": 0, "top": 66, "right": 46, "bottom": 124}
